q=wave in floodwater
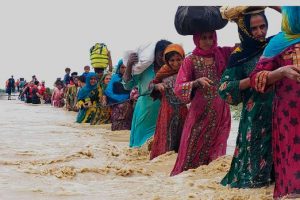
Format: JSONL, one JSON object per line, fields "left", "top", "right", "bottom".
{"left": 0, "top": 100, "right": 273, "bottom": 200}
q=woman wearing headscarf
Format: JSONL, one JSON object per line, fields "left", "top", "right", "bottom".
{"left": 219, "top": 9, "right": 274, "bottom": 188}
{"left": 76, "top": 72, "right": 98, "bottom": 123}
{"left": 170, "top": 32, "right": 233, "bottom": 176}
{"left": 250, "top": 6, "right": 300, "bottom": 199}
{"left": 123, "top": 39, "right": 172, "bottom": 148}
{"left": 65, "top": 76, "right": 79, "bottom": 111}
{"left": 105, "top": 60, "right": 133, "bottom": 131}
{"left": 51, "top": 80, "right": 64, "bottom": 107}
{"left": 149, "top": 44, "right": 188, "bottom": 160}
{"left": 90, "top": 72, "right": 112, "bottom": 125}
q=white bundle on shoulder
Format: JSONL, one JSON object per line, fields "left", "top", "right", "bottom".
{"left": 123, "top": 42, "right": 156, "bottom": 75}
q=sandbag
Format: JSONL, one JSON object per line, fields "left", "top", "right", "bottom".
{"left": 90, "top": 43, "right": 109, "bottom": 69}
{"left": 123, "top": 42, "right": 156, "bottom": 75}
{"left": 220, "top": 6, "right": 266, "bottom": 21}
{"left": 174, "top": 6, "right": 228, "bottom": 35}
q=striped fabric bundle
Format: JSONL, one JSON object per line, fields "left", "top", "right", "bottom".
{"left": 90, "top": 43, "right": 109, "bottom": 69}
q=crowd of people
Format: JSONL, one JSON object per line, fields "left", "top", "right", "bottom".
{"left": 8, "top": 6, "right": 300, "bottom": 199}
{"left": 4, "top": 75, "right": 49, "bottom": 102}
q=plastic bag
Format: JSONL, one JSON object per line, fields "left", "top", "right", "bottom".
{"left": 174, "top": 6, "right": 228, "bottom": 35}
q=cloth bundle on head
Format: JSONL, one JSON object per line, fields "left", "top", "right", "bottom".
{"left": 227, "top": 11, "right": 270, "bottom": 67}
{"left": 175, "top": 6, "right": 228, "bottom": 35}
{"left": 220, "top": 6, "right": 266, "bottom": 22}
{"left": 262, "top": 6, "right": 300, "bottom": 59}
{"left": 90, "top": 43, "right": 109, "bottom": 69}
{"left": 77, "top": 72, "right": 98, "bottom": 100}
{"left": 154, "top": 44, "right": 185, "bottom": 83}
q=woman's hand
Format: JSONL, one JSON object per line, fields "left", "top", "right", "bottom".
{"left": 282, "top": 65, "right": 300, "bottom": 82}
{"left": 154, "top": 83, "right": 166, "bottom": 93}
{"left": 127, "top": 53, "right": 138, "bottom": 68}
{"left": 123, "top": 53, "right": 138, "bottom": 82}
{"left": 193, "top": 77, "right": 213, "bottom": 88}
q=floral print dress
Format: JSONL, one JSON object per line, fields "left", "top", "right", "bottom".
{"left": 219, "top": 53, "right": 274, "bottom": 188}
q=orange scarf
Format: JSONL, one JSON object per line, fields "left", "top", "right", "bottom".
{"left": 154, "top": 44, "right": 185, "bottom": 83}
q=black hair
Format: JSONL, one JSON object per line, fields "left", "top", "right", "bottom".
{"left": 94, "top": 68, "right": 104, "bottom": 74}
{"left": 154, "top": 39, "right": 172, "bottom": 56}
{"left": 78, "top": 75, "right": 86, "bottom": 83}
{"left": 65, "top": 67, "right": 71, "bottom": 72}
{"left": 154, "top": 39, "right": 172, "bottom": 68}
{"left": 71, "top": 72, "right": 78, "bottom": 76}
{"left": 55, "top": 79, "right": 63, "bottom": 86}
{"left": 244, "top": 11, "right": 268, "bottom": 33}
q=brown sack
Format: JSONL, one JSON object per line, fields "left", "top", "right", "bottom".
{"left": 220, "top": 6, "right": 266, "bottom": 21}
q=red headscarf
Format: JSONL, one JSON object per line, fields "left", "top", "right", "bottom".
{"left": 192, "top": 31, "right": 227, "bottom": 75}
{"left": 192, "top": 31, "right": 218, "bottom": 56}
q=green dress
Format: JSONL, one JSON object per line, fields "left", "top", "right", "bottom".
{"left": 65, "top": 85, "right": 78, "bottom": 111}
{"left": 90, "top": 83, "right": 111, "bottom": 125}
{"left": 76, "top": 87, "right": 99, "bottom": 123}
{"left": 218, "top": 54, "right": 274, "bottom": 188}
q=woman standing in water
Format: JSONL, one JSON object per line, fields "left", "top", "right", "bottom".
{"left": 90, "top": 72, "right": 112, "bottom": 125}
{"left": 150, "top": 44, "right": 188, "bottom": 160}
{"left": 123, "top": 40, "right": 172, "bottom": 148}
{"left": 51, "top": 80, "right": 64, "bottom": 107}
{"left": 76, "top": 72, "right": 98, "bottom": 123}
{"left": 250, "top": 6, "right": 300, "bottom": 199}
{"left": 65, "top": 76, "right": 79, "bottom": 111}
{"left": 105, "top": 60, "right": 133, "bottom": 131}
{"left": 171, "top": 32, "right": 232, "bottom": 176}
{"left": 219, "top": 10, "right": 274, "bottom": 188}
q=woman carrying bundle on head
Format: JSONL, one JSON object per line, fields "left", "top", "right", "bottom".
{"left": 170, "top": 30, "right": 234, "bottom": 176}
{"left": 90, "top": 72, "right": 112, "bottom": 125}
{"left": 219, "top": 7, "right": 279, "bottom": 188}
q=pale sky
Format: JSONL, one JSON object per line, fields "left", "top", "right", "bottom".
{"left": 0, "top": 0, "right": 286, "bottom": 88}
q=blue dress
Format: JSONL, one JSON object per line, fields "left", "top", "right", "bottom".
{"left": 123, "top": 65, "right": 160, "bottom": 147}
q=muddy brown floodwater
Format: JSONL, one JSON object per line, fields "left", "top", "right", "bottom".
{"left": 0, "top": 99, "right": 277, "bottom": 200}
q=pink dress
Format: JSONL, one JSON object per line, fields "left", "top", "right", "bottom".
{"left": 250, "top": 44, "right": 300, "bottom": 199}
{"left": 51, "top": 87, "right": 64, "bottom": 107}
{"left": 171, "top": 46, "right": 232, "bottom": 176}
